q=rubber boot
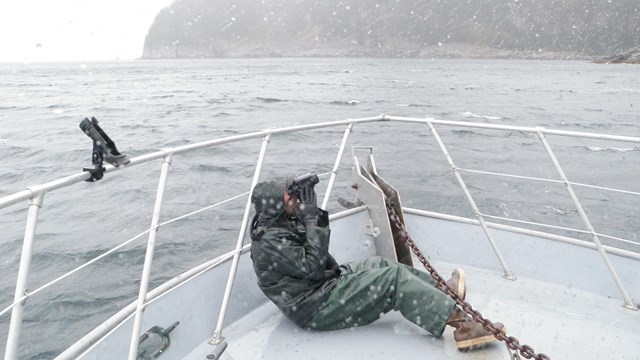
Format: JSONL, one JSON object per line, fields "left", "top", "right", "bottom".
{"left": 447, "top": 307, "right": 505, "bottom": 351}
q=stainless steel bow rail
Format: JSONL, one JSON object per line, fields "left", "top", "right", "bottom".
{"left": 1, "top": 115, "right": 639, "bottom": 360}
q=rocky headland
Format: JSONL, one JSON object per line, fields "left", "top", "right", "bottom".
{"left": 142, "top": 0, "right": 640, "bottom": 60}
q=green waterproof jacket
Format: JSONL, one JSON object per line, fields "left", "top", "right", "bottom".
{"left": 250, "top": 181, "right": 341, "bottom": 327}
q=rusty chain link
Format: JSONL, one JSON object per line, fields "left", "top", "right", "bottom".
{"left": 384, "top": 199, "right": 550, "bottom": 360}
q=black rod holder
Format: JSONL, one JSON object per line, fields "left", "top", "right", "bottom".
{"left": 79, "top": 117, "right": 130, "bottom": 182}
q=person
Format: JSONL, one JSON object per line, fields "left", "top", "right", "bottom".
{"left": 249, "top": 176, "right": 505, "bottom": 351}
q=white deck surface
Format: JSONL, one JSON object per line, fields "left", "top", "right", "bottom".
{"left": 186, "top": 262, "right": 640, "bottom": 360}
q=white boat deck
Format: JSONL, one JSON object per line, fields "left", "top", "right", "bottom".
{"left": 186, "top": 262, "right": 639, "bottom": 360}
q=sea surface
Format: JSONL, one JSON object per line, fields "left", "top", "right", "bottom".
{"left": 0, "top": 58, "right": 639, "bottom": 359}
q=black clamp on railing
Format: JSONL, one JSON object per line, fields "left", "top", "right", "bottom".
{"left": 137, "top": 321, "right": 180, "bottom": 359}
{"left": 79, "top": 117, "right": 130, "bottom": 182}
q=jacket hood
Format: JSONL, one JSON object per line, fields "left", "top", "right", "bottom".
{"left": 251, "top": 180, "right": 287, "bottom": 216}
{"left": 250, "top": 180, "right": 289, "bottom": 240}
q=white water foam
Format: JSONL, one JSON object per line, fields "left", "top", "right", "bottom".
{"left": 586, "top": 146, "right": 639, "bottom": 153}
{"left": 460, "top": 111, "right": 502, "bottom": 121}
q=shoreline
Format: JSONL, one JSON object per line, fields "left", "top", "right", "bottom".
{"left": 141, "top": 44, "right": 598, "bottom": 62}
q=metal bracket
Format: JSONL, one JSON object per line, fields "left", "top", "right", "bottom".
{"left": 351, "top": 147, "right": 397, "bottom": 262}
{"left": 205, "top": 341, "right": 228, "bottom": 360}
{"left": 137, "top": 321, "right": 179, "bottom": 359}
{"left": 79, "top": 117, "right": 130, "bottom": 182}
{"left": 83, "top": 150, "right": 106, "bottom": 182}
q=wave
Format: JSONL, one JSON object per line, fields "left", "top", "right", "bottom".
{"left": 207, "top": 98, "right": 233, "bottom": 104}
{"left": 329, "top": 100, "right": 359, "bottom": 105}
{"left": 603, "top": 88, "right": 640, "bottom": 94}
{"left": 395, "top": 103, "right": 430, "bottom": 108}
{"left": 585, "top": 146, "right": 639, "bottom": 153}
{"left": 195, "top": 164, "right": 232, "bottom": 173}
{"left": 325, "top": 69, "right": 353, "bottom": 74}
{"left": 256, "top": 96, "right": 287, "bottom": 103}
{"left": 460, "top": 111, "right": 502, "bottom": 121}
{"left": 451, "top": 129, "right": 495, "bottom": 138}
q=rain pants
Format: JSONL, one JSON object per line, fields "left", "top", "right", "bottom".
{"left": 250, "top": 180, "right": 455, "bottom": 337}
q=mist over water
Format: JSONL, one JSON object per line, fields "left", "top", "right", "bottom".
{"left": 0, "top": 58, "right": 638, "bottom": 358}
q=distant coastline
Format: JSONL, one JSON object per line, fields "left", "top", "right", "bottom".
{"left": 141, "top": 0, "right": 639, "bottom": 63}
{"left": 141, "top": 43, "right": 597, "bottom": 61}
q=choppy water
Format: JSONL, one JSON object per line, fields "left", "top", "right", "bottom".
{"left": 1, "top": 58, "right": 639, "bottom": 359}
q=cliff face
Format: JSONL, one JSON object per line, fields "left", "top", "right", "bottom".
{"left": 142, "top": 0, "right": 640, "bottom": 59}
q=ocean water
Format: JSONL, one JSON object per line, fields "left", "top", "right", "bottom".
{"left": 0, "top": 58, "right": 639, "bottom": 359}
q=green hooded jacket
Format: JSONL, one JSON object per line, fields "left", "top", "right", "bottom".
{"left": 250, "top": 180, "right": 340, "bottom": 327}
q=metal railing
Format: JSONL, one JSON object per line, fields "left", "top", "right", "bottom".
{"left": 1, "top": 115, "right": 639, "bottom": 359}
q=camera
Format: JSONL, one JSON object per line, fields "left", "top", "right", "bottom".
{"left": 287, "top": 172, "right": 319, "bottom": 197}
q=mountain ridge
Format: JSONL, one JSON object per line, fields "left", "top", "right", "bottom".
{"left": 142, "top": 0, "right": 640, "bottom": 59}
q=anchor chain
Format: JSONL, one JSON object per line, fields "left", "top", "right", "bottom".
{"left": 384, "top": 199, "right": 550, "bottom": 360}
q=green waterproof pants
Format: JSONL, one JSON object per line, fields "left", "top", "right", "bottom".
{"left": 305, "top": 256, "right": 455, "bottom": 337}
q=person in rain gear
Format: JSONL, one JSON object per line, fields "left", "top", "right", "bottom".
{"left": 249, "top": 175, "right": 505, "bottom": 351}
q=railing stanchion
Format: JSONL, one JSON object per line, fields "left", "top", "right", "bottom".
{"left": 426, "top": 121, "right": 516, "bottom": 280}
{"left": 211, "top": 134, "right": 272, "bottom": 344}
{"left": 4, "top": 190, "right": 45, "bottom": 360}
{"left": 535, "top": 129, "right": 638, "bottom": 310}
{"left": 127, "top": 153, "right": 174, "bottom": 360}
{"left": 322, "top": 123, "right": 354, "bottom": 209}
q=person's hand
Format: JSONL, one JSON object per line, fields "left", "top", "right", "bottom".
{"left": 298, "top": 185, "right": 318, "bottom": 220}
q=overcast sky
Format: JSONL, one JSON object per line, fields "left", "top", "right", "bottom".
{"left": 0, "top": 0, "right": 174, "bottom": 62}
